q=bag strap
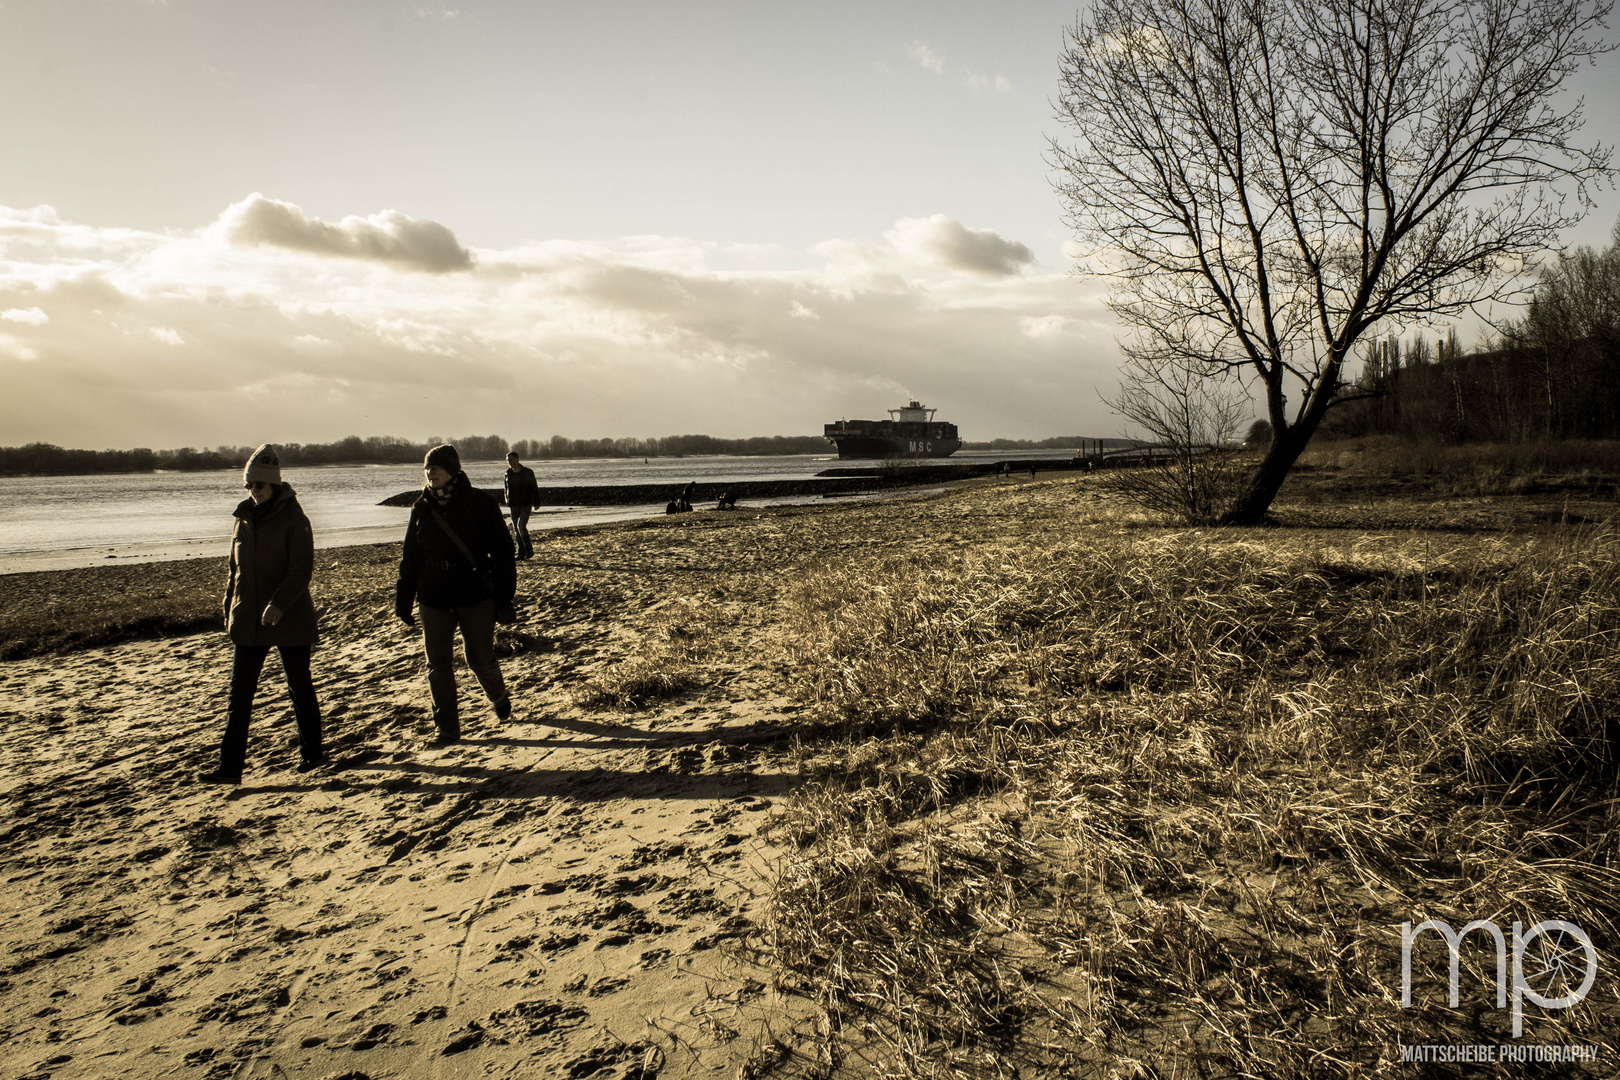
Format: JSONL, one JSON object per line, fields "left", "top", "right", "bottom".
{"left": 425, "top": 501, "right": 482, "bottom": 573}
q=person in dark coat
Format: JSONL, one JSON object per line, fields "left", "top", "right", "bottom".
{"left": 199, "top": 444, "right": 323, "bottom": 784}
{"left": 395, "top": 444, "right": 516, "bottom": 744}
{"left": 503, "top": 451, "right": 540, "bottom": 560}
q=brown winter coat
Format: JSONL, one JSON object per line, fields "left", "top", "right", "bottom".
{"left": 223, "top": 484, "right": 318, "bottom": 646}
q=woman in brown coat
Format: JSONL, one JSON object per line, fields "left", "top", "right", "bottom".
{"left": 199, "top": 444, "right": 324, "bottom": 783}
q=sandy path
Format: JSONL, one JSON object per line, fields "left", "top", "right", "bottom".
{"left": 0, "top": 503, "right": 881, "bottom": 1080}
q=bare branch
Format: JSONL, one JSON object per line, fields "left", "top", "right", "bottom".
{"left": 1052, "top": 0, "right": 1613, "bottom": 522}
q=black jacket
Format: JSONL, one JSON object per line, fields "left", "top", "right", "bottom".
{"left": 396, "top": 472, "right": 517, "bottom": 611}
{"left": 504, "top": 465, "right": 540, "bottom": 510}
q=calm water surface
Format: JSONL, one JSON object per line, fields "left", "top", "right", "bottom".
{"left": 0, "top": 450, "right": 1060, "bottom": 572}
{"left": 0, "top": 454, "right": 920, "bottom": 572}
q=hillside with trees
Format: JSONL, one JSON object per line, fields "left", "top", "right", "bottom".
{"left": 1328, "top": 223, "right": 1620, "bottom": 444}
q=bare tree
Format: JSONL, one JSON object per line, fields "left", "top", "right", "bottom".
{"left": 1053, "top": 0, "right": 1612, "bottom": 524}
{"left": 1100, "top": 357, "right": 1251, "bottom": 523}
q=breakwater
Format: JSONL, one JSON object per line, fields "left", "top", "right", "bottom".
{"left": 378, "top": 457, "right": 1099, "bottom": 508}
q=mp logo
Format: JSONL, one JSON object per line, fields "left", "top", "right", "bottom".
{"left": 1401, "top": 919, "right": 1597, "bottom": 1037}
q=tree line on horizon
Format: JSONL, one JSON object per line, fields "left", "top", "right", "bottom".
{"left": 1326, "top": 223, "right": 1620, "bottom": 444}
{"left": 0, "top": 431, "right": 1109, "bottom": 476}
{"left": 0, "top": 433, "right": 803, "bottom": 476}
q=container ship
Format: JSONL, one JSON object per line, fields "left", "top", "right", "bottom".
{"left": 824, "top": 401, "right": 962, "bottom": 459}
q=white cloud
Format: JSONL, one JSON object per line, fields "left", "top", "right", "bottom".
{"left": 906, "top": 41, "right": 945, "bottom": 75}
{"left": 0, "top": 206, "right": 63, "bottom": 226}
{"left": 0, "top": 333, "right": 40, "bottom": 362}
{"left": 2, "top": 307, "right": 49, "bottom": 325}
{"left": 904, "top": 42, "right": 1011, "bottom": 95}
{"left": 886, "top": 215, "right": 1036, "bottom": 277}
{"left": 214, "top": 193, "right": 474, "bottom": 273}
{"left": 962, "top": 70, "right": 1015, "bottom": 94}
{"left": 0, "top": 198, "right": 1121, "bottom": 447}
{"left": 1020, "top": 315, "right": 1076, "bottom": 339}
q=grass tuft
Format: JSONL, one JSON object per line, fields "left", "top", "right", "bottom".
{"left": 574, "top": 597, "right": 720, "bottom": 709}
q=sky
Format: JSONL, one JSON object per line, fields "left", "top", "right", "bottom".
{"left": 1, "top": 0, "right": 1617, "bottom": 450}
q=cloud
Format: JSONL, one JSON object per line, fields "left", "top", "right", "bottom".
{"left": 963, "top": 71, "right": 1015, "bottom": 94}
{"left": 906, "top": 41, "right": 945, "bottom": 75}
{"left": 215, "top": 193, "right": 474, "bottom": 273}
{"left": 2, "top": 307, "right": 49, "bottom": 325}
{"left": 885, "top": 215, "right": 1036, "bottom": 277}
{"left": 0, "top": 199, "right": 1120, "bottom": 448}
{"left": 904, "top": 42, "right": 1011, "bottom": 95}
{"left": 1019, "top": 315, "right": 1080, "bottom": 339}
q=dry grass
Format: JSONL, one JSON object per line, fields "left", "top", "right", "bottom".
{"left": 760, "top": 517, "right": 1620, "bottom": 1077}
{"left": 1298, "top": 437, "right": 1620, "bottom": 498}
{"left": 573, "top": 596, "right": 722, "bottom": 709}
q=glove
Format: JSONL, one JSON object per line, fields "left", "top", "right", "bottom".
{"left": 395, "top": 598, "right": 416, "bottom": 627}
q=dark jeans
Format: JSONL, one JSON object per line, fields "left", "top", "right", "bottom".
{"left": 510, "top": 504, "right": 533, "bottom": 558}
{"left": 220, "top": 644, "right": 323, "bottom": 776}
{"left": 421, "top": 599, "right": 507, "bottom": 737}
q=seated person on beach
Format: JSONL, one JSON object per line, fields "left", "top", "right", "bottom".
{"left": 199, "top": 444, "right": 324, "bottom": 785}
{"left": 716, "top": 490, "right": 737, "bottom": 510}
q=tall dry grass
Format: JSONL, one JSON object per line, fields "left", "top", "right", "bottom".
{"left": 1301, "top": 437, "right": 1620, "bottom": 497}
{"left": 762, "top": 521, "right": 1620, "bottom": 1076}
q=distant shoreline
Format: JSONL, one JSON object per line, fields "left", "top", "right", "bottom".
{"left": 0, "top": 452, "right": 819, "bottom": 480}
{"left": 0, "top": 438, "right": 1121, "bottom": 478}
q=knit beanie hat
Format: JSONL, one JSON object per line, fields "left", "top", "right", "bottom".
{"left": 424, "top": 444, "right": 462, "bottom": 473}
{"left": 243, "top": 444, "right": 282, "bottom": 486}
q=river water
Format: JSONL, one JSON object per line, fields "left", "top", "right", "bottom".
{"left": 0, "top": 452, "right": 1044, "bottom": 574}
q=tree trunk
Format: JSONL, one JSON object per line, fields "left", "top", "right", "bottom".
{"left": 1217, "top": 419, "right": 1317, "bottom": 525}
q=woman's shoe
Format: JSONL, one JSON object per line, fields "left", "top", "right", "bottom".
{"left": 198, "top": 769, "right": 241, "bottom": 785}
{"left": 296, "top": 757, "right": 327, "bottom": 773}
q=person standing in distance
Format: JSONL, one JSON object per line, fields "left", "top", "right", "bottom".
{"left": 395, "top": 444, "right": 516, "bottom": 743}
{"left": 504, "top": 451, "right": 540, "bottom": 561}
{"left": 200, "top": 444, "right": 324, "bottom": 783}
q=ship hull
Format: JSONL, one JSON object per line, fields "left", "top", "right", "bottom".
{"left": 825, "top": 434, "right": 962, "bottom": 459}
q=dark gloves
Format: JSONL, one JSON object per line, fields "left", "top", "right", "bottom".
{"left": 395, "top": 596, "right": 416, "bottom": 626}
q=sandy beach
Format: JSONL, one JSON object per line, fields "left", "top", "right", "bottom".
{"left": 4, "top": 467, "right": 1618, "bottom": 1079}
{"left": 0, "top": 484, "right": 880, "bottom": 1080}
{"left": 3, "top": 471, "right": 1050, "bottom": 1080}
